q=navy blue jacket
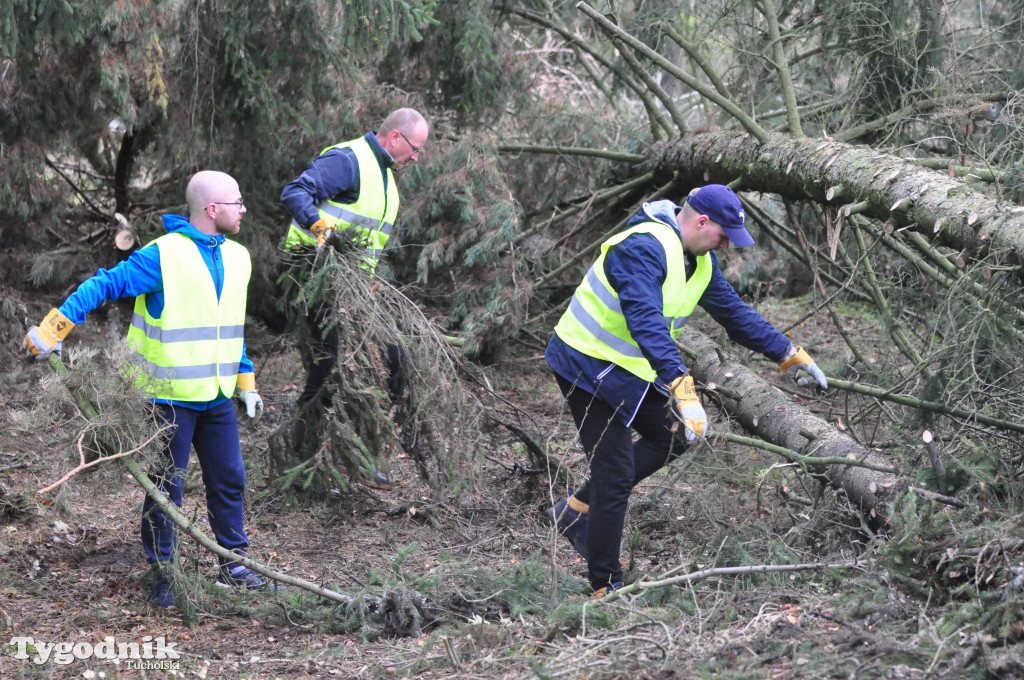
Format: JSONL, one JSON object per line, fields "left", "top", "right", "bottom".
{"left": 547, "top": 204, "right": 791, "bottom": 425}
{"left": 280, "top": 132, "right": 394, "bottom": 230}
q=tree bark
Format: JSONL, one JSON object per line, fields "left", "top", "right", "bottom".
{"left": 678, "top": 326, "right": 901, "bottom": 520}
{"left": 649, "top": 131, "right": 1024, "bottom": 277}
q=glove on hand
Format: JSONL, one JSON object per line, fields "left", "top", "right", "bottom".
{"left": 779, "top": 346, "right": 828, "bottom": 389}
{"left": 669, "top": 375, "right": 708, "bottom": 443}
{"left": 235, "top": 373, "right": 264, "bottom": 420}
{"left": 24, "top": 308, "right": 75, "bottom": 360}
{"left": 309, "top": 217, "right": 333, "bottom": 249}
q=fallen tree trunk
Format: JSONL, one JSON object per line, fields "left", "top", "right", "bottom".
{"left": 650, "top": 130, "right": 1024, "bottom": 278}
{"left": 678, "top": 327, "right": 903, "bottom": 519}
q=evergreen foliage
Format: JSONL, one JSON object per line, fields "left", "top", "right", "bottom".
{"left": 270, "top": 246, "right": 491, "bottom": 496}
{"left": 7, "top": 2, "right": 1024, "bottom": 674}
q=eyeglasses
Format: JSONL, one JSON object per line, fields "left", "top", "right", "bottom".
{"left": 397, "top": 130, "right": 422, "bottom": 154}
{"left": 211, "top": 198, "right": 245, "bottom": 208}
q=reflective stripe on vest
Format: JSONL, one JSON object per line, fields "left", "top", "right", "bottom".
{"left": 125, "top": 233, "right": 251, "bottom": 401}
{"left": 553, "top": 219, "right": 712, "bottom": 382}
{"left": 284, "top": 136, "right": 399, "bottom": 273}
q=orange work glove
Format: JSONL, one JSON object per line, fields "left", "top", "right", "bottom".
{"left": 23, "top": 308, "right": 75, "bottom": 360}
{"left": 669, "top": 375, "right": 708, "bottom": 443}
{"left": 309, "top": 217, "right": 332, "bottom": 249}
{"left": 778, "top": 346, "right": 828, "bottom": 389}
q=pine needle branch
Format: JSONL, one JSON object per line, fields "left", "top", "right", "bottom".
{"left": 535, "top": 176, "right": 680, "bottom": 290}
{"left": 513, "top": 171, "right": 657, "bottom": 248}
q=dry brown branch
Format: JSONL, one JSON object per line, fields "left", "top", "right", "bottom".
{"left": 37, "top": 426, "right": 170, "bottom": 494}
{"left": 908, "top": 486, "right": 966, "bottom": 509}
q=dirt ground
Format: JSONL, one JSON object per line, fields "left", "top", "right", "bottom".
{"left": 0, "top": 290, "right": 944, "bottom": 680}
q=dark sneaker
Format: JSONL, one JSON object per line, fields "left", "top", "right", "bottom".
{"left": 216, "top": 565, "right": 286, "bottom": 592}
{"left": 361, "top": 469, "right": 394, "bottom": 490}
{"left": 545, "top": 497, "right": 589, "bottom": 561}
{"left": 592, "top": 581, "right": 624, "bottom": 599}
{"left": 149, "top": 575, "right": 176, "bottom": 608}
{"left": 340, "top": 463, "right": 393, "bottom": 490}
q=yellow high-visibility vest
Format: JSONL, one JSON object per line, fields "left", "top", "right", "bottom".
{"left": 125, "top": 233, "right": 251, "bottom": 401}
{"left": 553, "top": 219, "right": 711, "bottom": 382}
{"left": 284, "top": 136, "right": 399, "bottom": 273}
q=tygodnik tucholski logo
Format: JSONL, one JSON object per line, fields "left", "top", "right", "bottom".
{"left": 8, "top": 635, "right": 181, "bottom": 670}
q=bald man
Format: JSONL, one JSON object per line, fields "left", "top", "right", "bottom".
{"left": 279, "top": 108, "right": 430, "bottom": 489}
{"left": 24, "top": 170, "right": 282, "bottom": 608}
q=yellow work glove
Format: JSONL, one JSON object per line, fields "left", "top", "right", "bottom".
{"left": 779, "top": 346, "right": 828, "bottom": 389}
{"left": 23, "top": 308, "right": 75, "bottom": 360}
{"left": 309, "top": 217, "right": 332, "bottom": 250}
{"left": 669, "top": 375, "right": 708, "bottom": 444}
{"left": 234, "top": 373, "right": 264, "bottom": 420}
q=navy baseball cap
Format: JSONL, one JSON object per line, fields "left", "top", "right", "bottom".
{"left": 686, "top": 185, "right": 754, "bottom": 247}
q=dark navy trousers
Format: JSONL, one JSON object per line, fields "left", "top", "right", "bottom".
{"left": 555, "top": 374, "right": 688, "bottom": 591}
{"left": 142, "top": 400, "right": 249, "bottom": 563}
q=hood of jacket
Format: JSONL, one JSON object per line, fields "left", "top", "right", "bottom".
{"left": 637, "top": 199, "right": 682, "bottom": 230}
{"left": 161, "top": 213, "right": 226, "bottom": 247}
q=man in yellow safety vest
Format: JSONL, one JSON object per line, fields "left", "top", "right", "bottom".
{"left": 544, "top": 185, "right": 829, "bottom": 598}
{"left": 24, "top": 170, "right": 280, "bottom": 608}
{"left": 280, "top": 108, "right": 429, "bottom": 488}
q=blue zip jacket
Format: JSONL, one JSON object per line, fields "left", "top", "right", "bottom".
{"left": 58, "top": 214, "right": 255, "bottom": 410}
{"left": 546, "top": 200, "right": 792, "bottom": 425}
{"left": 280, "top": 132, "right": 395, "bottom": 230}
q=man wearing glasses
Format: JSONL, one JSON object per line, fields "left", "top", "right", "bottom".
{"left": 23, "top": 170, "right": 281, "bottom": 608}
{"left": 280, "top": 108, "right": 429, "bottom": 488}
{"left": 281, "top": 107, "right": 428, "bottom": 270}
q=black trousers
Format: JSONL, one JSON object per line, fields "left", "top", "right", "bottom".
{"left": 556, "top": 374, "right": 688, "bottom": 590}
{"left": 282, "top": 248, "right": 407, "bottom": 461}
{"left": 295, "top": 308, "right": 405, "bottom": 409}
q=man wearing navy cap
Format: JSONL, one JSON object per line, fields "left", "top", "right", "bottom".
{"left": 544, "top": 184, "right": 828, "bottom": 598}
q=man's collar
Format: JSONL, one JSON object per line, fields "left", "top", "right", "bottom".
{"left": 366, "top": 131, "right": 395, "bottom": 168}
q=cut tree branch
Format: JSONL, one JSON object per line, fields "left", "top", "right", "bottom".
{"left": 647, "top": 130, "right": 1024, "bottom": 279}
{"left": 713, "top": 431, "right": 898, "bottom": 474}
{"left": 827, "top": 377, "right": 1024, "bottom": 434}
{"left": 677, "top": 329, "right": 903, "bottom": 515}
{"left": 510, "top": 6, "right": 675, "bottom": 139}
{"left": 45, "top": 354, "right": 364, "bottom": 606}
{"left": 38, "top": 428, "right": 170, "bottom": 494}
{"left": 602, "top": 561, "right": 859, "bottom": 601}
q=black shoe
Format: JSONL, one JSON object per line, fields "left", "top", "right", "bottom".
{"left": 592, "top": 581, "right": 624, "bottom": 599}
{"left": 216, "top": 565, "right": 286, "bottom": 592}
{"left": 149, "top": 575, "right": 176, "bottom": 608}
{"left": 545, "top": 497, "right": 589, "bottom": 560}
{"left": 340, "top": 463, "right": 393, "bottom": 490}
{"left": 360, "top": 468, "right": 394, "bottom": 490}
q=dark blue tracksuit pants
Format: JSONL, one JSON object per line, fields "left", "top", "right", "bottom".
{"left": 142, "top": 400, "right": 249, "bottom": 564}
{"left": 556, "top": 374, "right": 688, "bottom": 591}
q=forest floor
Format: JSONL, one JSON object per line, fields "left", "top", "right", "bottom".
{"left": 0, "top": 292, "right": 998, "bottom": 680}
